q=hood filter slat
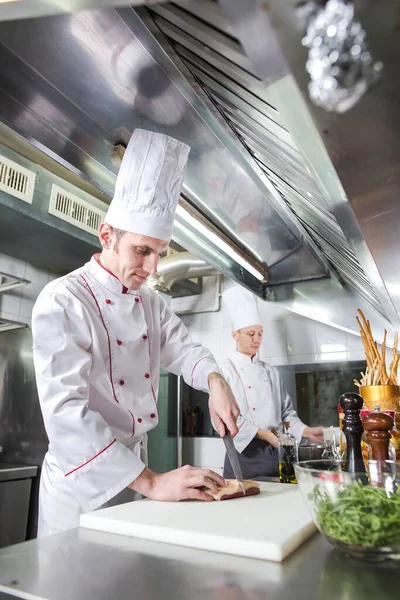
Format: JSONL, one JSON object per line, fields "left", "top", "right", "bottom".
{"left": 146, "top": 1, "right": 384, "bottom": 314}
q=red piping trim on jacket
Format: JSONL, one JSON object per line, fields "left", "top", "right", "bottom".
{"left": 80, "top": 274, "right": 119, "bottom": 404}
{"left": 93, "top": 254, "right": 140, "bottom": 297}
{"left": 190, "top": 356, "right": 211, "bottom": 387}
{"left": 144, "top": 327, "right": 158, "bottom": 417}
{"left": 65, "top": 439, "right": 116, "bottom": 476}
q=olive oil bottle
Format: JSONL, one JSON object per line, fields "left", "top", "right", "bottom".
{"left": 278, "top": 421, "right": 298, "bottom": 484}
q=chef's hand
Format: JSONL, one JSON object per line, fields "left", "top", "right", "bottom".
{"left": 257, "top": 429, "right": 279, "bottom": 448}
{"left": 303, "top": 426, "right": 324, "bottom": 444}
{"left": 129, "top": 466, "right": 225, "bottom": 502}
{"left": 207, "top": 372, "right": 240, "bottom": 437}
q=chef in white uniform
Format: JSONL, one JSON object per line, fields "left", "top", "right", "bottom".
{"left": 220, "top": 286, "right": 323, "bottom": 479}
{"left": 32, "top": 129, "right": 240, "bottom": 536}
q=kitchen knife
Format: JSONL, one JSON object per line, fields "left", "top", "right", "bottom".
{"left": 222, "top": 426, "right": 245, "bottom": 495}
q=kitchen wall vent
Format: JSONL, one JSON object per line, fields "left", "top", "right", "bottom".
{"left": 0, "top": 154, "right": 36, "bottom": 204}
{"left": 48, "top": 184, "right": 106, "bottom": 236}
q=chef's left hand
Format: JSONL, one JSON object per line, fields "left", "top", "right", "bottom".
{"left": 208, "top": 372, "right": 240, "bottom": 437}
{"left": 303, "top": 426, "right": 324, "bottom": 444}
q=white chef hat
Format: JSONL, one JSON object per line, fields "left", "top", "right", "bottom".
{"left": 223, "top": 285, "right": 261, "bottom": 331}
{"left": 105, "top": 129, "right": 190, "bottom": 241}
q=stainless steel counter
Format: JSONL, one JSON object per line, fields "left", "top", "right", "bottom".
{"left": 0, "top": 525, "right": 397, "bottom": 600}
{"left": 0, "top": 464, "right": 38, "bottom": 482}
{"left": 0, "top": 464, "right": 39, "bottom": 549}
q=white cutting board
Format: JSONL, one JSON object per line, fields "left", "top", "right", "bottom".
{"left": 80, "top": 483, "right": 316, "bottom": 562}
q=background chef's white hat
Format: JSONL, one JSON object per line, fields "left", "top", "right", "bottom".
{"left": 105, "top": 129, "right": 190, "bottom": 241}
{"left": 223, "top": 285, "right": 261, "bottom": 331}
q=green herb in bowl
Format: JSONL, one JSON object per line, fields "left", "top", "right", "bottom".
{"left": 310, "top": 480, "right": 400, "bottom": 548}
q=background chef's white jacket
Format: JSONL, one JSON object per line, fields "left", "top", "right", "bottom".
{"left": 219, "top": 351, "right": 306, "bottom": 453}
{"left": 32, "top": 255, "right": 220, "bottom": 514}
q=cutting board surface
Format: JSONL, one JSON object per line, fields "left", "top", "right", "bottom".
{"left": 80, "top": 483, "right": 316, "bottom": 562}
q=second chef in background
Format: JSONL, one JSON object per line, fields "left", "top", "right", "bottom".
{"left": 220, "top": 285, "right": 324, "bottom": 479}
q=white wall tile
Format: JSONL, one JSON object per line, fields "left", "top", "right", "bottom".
{"left": 346, "top": 332, "right": 364, "bottom": 354}
{"left": 190, "top": 330, "right": 204, "bottom": 345}
{"left": 25, "top": 263, "right": 49, "bottom": 287}
{"left": 0, "top": 289, "right": 22, "bottom": 317}
{"left": 221, "top": 276, "right": 235, "bottom": 293}
{"left": 180, "top": 312, "right": 202, "bottom": 332}
{"left": 171, "top": 297, "right": 181, "bottom": 312}
{"left": 0, "top": 310, "right": 23, "bottom": 322}
{"left": 315, "top": 322, "right": 347, "bottom": 355}
{"left": 348, "top": 349, "right": 366, "bottom": 361}
{"left": 201, "top": 310, "right": 224, "bottom": 331}
{"left": 19, "top": 283, "right": 44, "bottom": 318}
{"left": 286, "top": 354, "right": 318, "bottom": 365}
{"left": 222, "top": 327, "right": 235, "bottom": 357}
{"left": 0, "top": 253, "right": 26, "bottom": 279}
{"left": 222, "top": 304, "right": 232, "bottom": 327}
{"left": 202, "top": 330, "right": 223, "bottom": 361}
{"left": 270, "top": 356, "right": 289, "bottom": 366}
{"left": 261, "top": 320, "right": 287, "bottom": 359}
{"left": 317, "top": 351, "right": 349, "bottom": 362}
{"left": 286, "top": 316, "right": 317, "bottom": 356}
{"left": 258, "top": 351, "right": 272, "bottom": 363}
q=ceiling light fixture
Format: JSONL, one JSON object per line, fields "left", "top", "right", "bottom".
{"left": 175, "top": 205, "right": 266, "bottom": 282}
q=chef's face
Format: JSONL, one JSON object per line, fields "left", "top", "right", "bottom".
{"left": 99, "top": 224, "right": 168, "bottom": 290}
{"left": 233, "top": 325, "right": 263, "bottom": 357}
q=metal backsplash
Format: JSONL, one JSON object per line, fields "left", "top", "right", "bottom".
{"left": 0, "top": 327, "right": 48, "bottom": 539}
{"left": 0, "top": 328, "right": 47, "bottom": 467}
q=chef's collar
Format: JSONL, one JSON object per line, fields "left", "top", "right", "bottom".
{"left": 233, "top": 350, "right": 258, "bottom": 365}
{"left": 87, "top": 254, "right": 140, "bottom": 295}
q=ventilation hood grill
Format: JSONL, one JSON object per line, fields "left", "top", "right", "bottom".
{"left": 49, "top": 184, "right": 106, "bottom": 236}
{"left": 0, "top": 153, "right": 36, "bottom": 204}
{"left": 145, "top": 1, "right": 381, "bottom": 313}
{"left": 0, "top": 144, "right": 102, "bottom": 273}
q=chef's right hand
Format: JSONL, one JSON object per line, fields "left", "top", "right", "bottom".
{"left": 257, "top": 429, "right": 279, "bottom": 448}
{"left": 129, "top": 465, "right": 225, "bottom": 502}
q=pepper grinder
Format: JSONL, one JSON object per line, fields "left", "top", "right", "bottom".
{"left": 339, "top": 392, "right": 366, "bottom": 475}
{"left": 362, "top": 410, "right": 394, "bottom": 462}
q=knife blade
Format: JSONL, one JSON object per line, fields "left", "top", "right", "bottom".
{"left": 222, "top": 427, "right": 245, "bottom": 496}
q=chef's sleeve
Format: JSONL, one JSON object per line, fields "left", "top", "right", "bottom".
{"left": 32, "top": 292, "right": 145, "bottom": 513}
{"left": 276, "top": 368, "right": 307, "bottom": 442}
{"left": 159, "top": 296, "right": 220, "bottom": 393}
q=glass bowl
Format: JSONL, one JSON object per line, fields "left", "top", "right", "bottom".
{"left": 295, "top": 459, "right": 400, "bottom": 562}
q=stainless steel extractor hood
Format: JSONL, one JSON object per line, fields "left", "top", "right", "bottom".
{"left": 0, "top": 0, "right": 398, "bottom": 340}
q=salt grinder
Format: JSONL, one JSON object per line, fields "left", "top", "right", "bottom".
{"left": 362, "top": 411, "right": 394, "bottom": 462}
{"left": 339, "top": 392, "right": 367, "bottom": 475}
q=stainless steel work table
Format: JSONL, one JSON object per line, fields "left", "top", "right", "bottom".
{"left": 0, "top": 523, "right": 398, "bottom": 600}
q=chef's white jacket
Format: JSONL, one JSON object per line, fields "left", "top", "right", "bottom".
{"left": 32, "top": 255, "right": 220, "bottom": 517}
{"left": 219, "top": 351, "right": 306, "bottom": 453}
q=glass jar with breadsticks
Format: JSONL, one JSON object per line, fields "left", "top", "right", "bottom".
{"left": 353, "top": 309, "right": 400, "bottom": 462}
